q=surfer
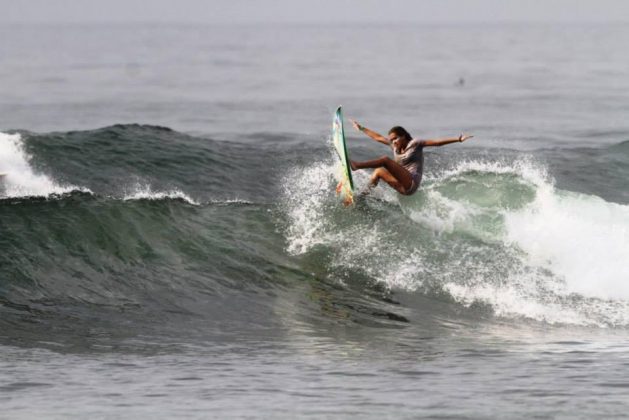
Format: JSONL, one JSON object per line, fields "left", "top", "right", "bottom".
{"left": 349, "top": 121, "right": 472, "bottom": 195}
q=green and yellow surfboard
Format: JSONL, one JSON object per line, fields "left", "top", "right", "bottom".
{"left": 332, "top": 106, "right": 354, "bottom": 206}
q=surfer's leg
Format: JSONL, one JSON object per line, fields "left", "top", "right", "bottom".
{"left": 351, "top": 156, "right": 413, "bottom": 191}
{"left": 369, "top": 167, "right": 408, "bottom": 194}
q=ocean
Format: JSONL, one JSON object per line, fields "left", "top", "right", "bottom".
{"left": 1, "top": 23, "right": 629, "bottom": 418}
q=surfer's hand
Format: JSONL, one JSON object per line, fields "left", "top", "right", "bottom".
{"left": 351, "top": 120, "right": 362, "bottom": 132}
{"left": 458, "top": 134, "right": 473, "bottom": 142}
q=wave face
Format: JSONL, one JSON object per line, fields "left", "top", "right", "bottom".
{"left": 0, "top": 126, "right": 299, "bottom": 347}
{"left": 2, "top": 124, "right": 629, "bottom": 354}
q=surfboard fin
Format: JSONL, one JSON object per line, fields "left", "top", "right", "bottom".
{"left": 335, "top": 180, "right": 343, "bottom": 195}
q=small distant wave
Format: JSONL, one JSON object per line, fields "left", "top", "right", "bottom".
{"left": 0, "top": 131, "right": 219, "bottom": 206}
{"left": 120, "top": 183, "right": 256, "bottom": 206}
{"left": 122, "top": 183, "right": 200, "bottom": 205}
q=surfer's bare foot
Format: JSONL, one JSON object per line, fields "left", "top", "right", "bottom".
{"left": 350, "top": 160, "right": 358, "bottom": 171}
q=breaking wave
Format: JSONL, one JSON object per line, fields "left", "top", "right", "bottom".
{"left": 283, "top": 153, "right": 629, "bottom": 327}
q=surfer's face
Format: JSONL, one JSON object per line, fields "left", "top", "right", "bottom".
{"left": 389, "top": 133, "right": 407, "bottom": 149}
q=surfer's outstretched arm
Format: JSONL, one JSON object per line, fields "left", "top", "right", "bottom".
{"left": 350, "top": 120, "right": 390, "bottom": 145}
{"left": 424, "top": 134, "right": 473, "bottom": 147}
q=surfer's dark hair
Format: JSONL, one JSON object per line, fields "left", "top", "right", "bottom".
{"left": 388, "top": 126, "right": 412, "bottom": 142}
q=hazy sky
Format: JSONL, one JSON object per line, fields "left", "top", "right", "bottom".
{"left": 3, "top": 0, "right": 629, "bottom": 24}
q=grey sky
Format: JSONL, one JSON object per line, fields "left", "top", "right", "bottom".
{"left": 3, "top": 0, "right": 629, "bottom": 24}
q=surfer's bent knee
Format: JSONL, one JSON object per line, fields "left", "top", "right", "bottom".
{"left": 372, "top": 167, "right": 387, "bottom": 178}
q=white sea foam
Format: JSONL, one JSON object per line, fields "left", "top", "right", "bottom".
{"left": 505, "top": 183, "right": 629, "bottom": 300}
{"left": 122, "top": 183, "right": 200, "bottom": 205}
{"left": 283, "top": 160, "right": 337, "bottom": 255}
{"left": 429, "top": 157, "right": 550, "bottom": 188}
{"left": 0, "top": 132, "right": 84, "bottom": 198}
{"left": 404, "top": 190, "right": 478, "bottom": 234}
{"left": 443, "top": 282, "right": 592, "bottom": 325}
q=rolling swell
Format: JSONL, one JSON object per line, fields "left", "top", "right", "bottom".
{"left": 17, "top": 124, "right": 274, "bottom": 201}
{"left": 539, "top": 139, "right": 629, "bottom": 205}
{"left": 0, "top": 125, "right": 405, "bottom": 351}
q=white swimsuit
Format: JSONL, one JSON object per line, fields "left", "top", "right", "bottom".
{"left": 392, "top": 139, "right": 425, "bottom": 195}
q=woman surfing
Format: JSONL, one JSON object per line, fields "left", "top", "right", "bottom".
{"left": 350, "top": 121, "right": 473, "bottom": 195}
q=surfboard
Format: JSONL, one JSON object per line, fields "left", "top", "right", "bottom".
{"left": 332, "top": 106, "right": 354, "bottom": 206}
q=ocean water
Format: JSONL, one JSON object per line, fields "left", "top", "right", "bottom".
{"left": 1, "top": 23, "right": 629, "bottom": 418}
